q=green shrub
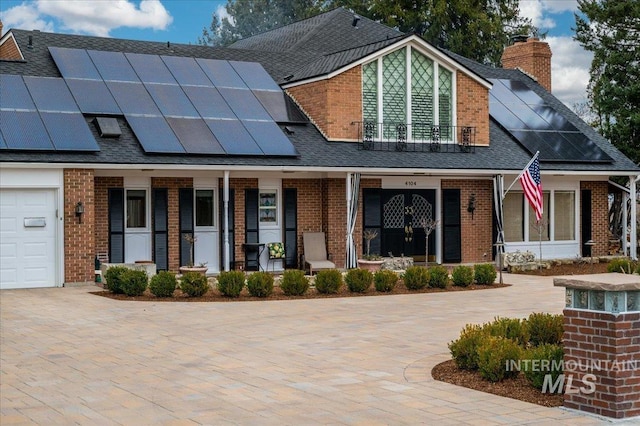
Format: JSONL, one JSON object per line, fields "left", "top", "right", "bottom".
{"left": 216, "top": 270, "right": 244, "bottom": 297}
{"left": 149, "top": 271, "right": 177, "bottom": 297}
{"left": 104, "top": 266, "right": 129, "bottom": 294}
{"left": 246, "top": 271, "right": 273, "bottom": 298}
{"left": 637, "top": 262, "right": 640, "bottom": 274}
{"left": 345, "top": 268, "right": 373, "bottom": 293}
{"left": 477, "top": 336, "right": 521, "bottom": 382}
{"left": 403, "top": 266, "right": 429, "bottom": 290}
{"left": 180, "top": 272, "right": 210, "bottom": 297}
{"left": 474, "top": 263, "right": 497, "bottom": 285}
{"left": 451, "top": 265, "right": 474, "bottom": 287}
{"left": 526, "top": 313, "right": 563, "bottom": 346}
{"left": 427, "top": 265, "right": 449, "bottom": 289}
{"left": 280, "top": 269, "right": 309, "bottom": 296}
{"left": 120, "top": 269, "right": 148, "bottom": 296}
{"left": 607, "top": 258, "right": 633, "bottom": 274}
{"left": 314, "top": 269, "right": 343, "bottom": 294}
{"left": 522, "top": 344, "right": 564, "bottom": 390}
{"left": 483, "top": 316, "right": 529, "bottom": 346}
{"left": 448, "top": 324, "right": 485, "bottom": 370}
{"left": 374, "top": 270, "right": 397, "bottom": 292}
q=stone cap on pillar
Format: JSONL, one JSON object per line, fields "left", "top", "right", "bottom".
{"left": 554, "top": 273, "right": 640, "bottom": 291}
{"left": 555, "top": 273, "right": 640, "bottom": 313}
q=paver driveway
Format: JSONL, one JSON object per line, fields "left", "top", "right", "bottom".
{"left": 0, "top": 274, "right": 617, "bottom": 425}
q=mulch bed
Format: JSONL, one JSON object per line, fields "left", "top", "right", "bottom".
{"left": 431, "top": 359, "right": 563, "bottom": 407}
{"left": 511, "top": 260, "right": 610, "bottom": 276}
{"left": 91, "top": 281, "right": 510, "bottom": 302}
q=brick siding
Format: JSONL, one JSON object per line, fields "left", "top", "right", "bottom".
{"left": 563, "top": 309, "right": 640, "bottom": 418}
{"left": 64, "top": 169, "right": 95, "bottom": 283}
{"left": 581, "top": 181, "right": 609, "bottom": 257}
{"left": 501, "top": 38, "right": 552, "bottom": 92}
{"left": 457, "top": 73, "right": 490, "bottom": 146}
{"left": 283, "top": 179, "right": 323, "bottom": 268}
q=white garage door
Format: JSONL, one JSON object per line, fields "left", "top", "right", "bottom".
{"left": 0, "top": 189, "right": 58, "bottom": 289}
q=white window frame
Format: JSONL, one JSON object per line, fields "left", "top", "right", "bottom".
{"left": 258, "top": 189, "right": 279, "bottom": 227}
{"left": 125, "top": 188, "right": 149, "bottom": 232}
{"left": 194, "top": 188, "right": 217, "bottom": 232}
{"left": 364, "top": 45, "right": 457, "bottom": 143}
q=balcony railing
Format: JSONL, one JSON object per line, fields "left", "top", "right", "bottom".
{"left": 352, "top": 122, "right": 476, "bottom": 153}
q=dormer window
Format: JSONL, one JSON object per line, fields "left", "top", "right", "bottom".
{"left": 363, "top": 46, "right": 454, "bottom": 142}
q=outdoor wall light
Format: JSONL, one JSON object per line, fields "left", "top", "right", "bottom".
{"left": 467, "top": 194, "right": 476, "bottom": 219}
{"left": 75, "top": 201, "right": 85, "bottom": 223}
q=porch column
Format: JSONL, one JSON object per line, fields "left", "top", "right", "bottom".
{"left": 623, "top": 191, "right": 628, "bottom": 257}
{"left": 631, "top": 175, "right": 638, "bottom": 260}
{"left": 223, "top": 171, "right": 230, "bottom": 271}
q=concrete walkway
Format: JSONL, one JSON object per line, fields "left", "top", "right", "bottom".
{"left": 0, "top": 274, "right": 621, "bottom": 425}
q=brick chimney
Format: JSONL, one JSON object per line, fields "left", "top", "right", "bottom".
{"left": 501, "top": 37, "right": 552, "bottom": 92}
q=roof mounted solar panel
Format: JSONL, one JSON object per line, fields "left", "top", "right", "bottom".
{"left": 242, "top": 121, "right": 298, "bottom": 156}
{"left": 182, "top": 86, "right": 235, "bottom": 119}
{"left": 0, "top": 74, "right": 36, "bottom": 110}
{"left": 0, "top": 128, "right": 7, "bottom": 149}
{"left": 65, "top": 79, "right": 121, "bottom": 115}
{"left": 204, "top": 119, "right": 264, "bottom": 155}
{"left": 252, "top": 90, "right": 308, "bottom": 123}
{"left": 107, "top": 82, "right": 161, "bottom": 116}
{"left": 230, "top": 61, "right": 281, "bottom": 91}
{"left": 218, "top": 88, "right": 272, "bottom": 121}
{"left": 161, "top": 56, "right": 212, "bottom": 87}
{"left": 144, "top": 83, "right": 198, "bottom": 118}
{"left": 125, "top": 53, "right": 177, "bottom": 84}
{"left": 93, "top": 117, "right": 122, "bottom": 138}
{"left": 24, "top": 76, "right": 80, "bottom": 112}
{"left": 166, "top": 117, "right": 226, "bottom": 155}
{"left": 126, "top": 115, "right": 185, "bottom": 153}
{"left": 88, "top": 50, "right": 140, "bottom": 82}
{"left": 40, "top": 112, "right": 99, "bottom": 151}
{"left": 48, "top": 47, "right": 101, "bottom": 80}
{"left": 0, "top": 111, "right": 54, "bottom": 150}
{"left": 196, "top": 58, "right": 247, "bottom": 88}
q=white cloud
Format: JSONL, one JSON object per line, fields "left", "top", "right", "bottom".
{"left": 1, "top": 0, "right": 172, "bottom": 37}
{"left": 519, "top": 0, "right": 556, "bottom": 29}
{"left": 548, "top": 36, "right": 593, "bottom": 107}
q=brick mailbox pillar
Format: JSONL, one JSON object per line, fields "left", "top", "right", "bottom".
{"left": 554, "top": 273, "right": 640, "bottom": 419}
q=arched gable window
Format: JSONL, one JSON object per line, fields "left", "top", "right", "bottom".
{"left": 362, "top": 46, "right": 454, "bottom": 142}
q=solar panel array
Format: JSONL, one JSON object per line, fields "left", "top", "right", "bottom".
{"left": 0, "top": 74, "right": 99, "bottom": 152}
{"left": 42, "top": 46, "right": 302, "bottom": 156}
{"left": 489, "top": 79, "right": 612, "bottom": 163}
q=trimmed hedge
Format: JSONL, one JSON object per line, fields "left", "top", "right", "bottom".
{"left": 120, "top": 269, "right": 148, "bottom": 296}
{"left": 314, "top": 269, "right": 343, "bottom": 294}
{"left": 403, "top": 266, "right": 429, "bottom": 290}
{"left": 104, "top": 266, "right": 129, "bottom": 294}
{"left": 374, "top": 270, "right": 397, "bottom": 292}
{"left": 526, "top": 313, "right": 563, "bottom": 346}
{"left": 448, "top": 324, "right": 485, "bottom": 370}
{"left": 280, "top": 269, "right": 309, "bottom": 296}
{"left": 474, "top": 263, "right": 497, "bottom": 285}
{"left": 483, "top": 316, "right": 529, "bottom": 346}
{"left": 246, "top": 271, "right": 273, "bottom": 297}
{"left": 345, "top": 268, "right": 372, "bottom": 293}
{"left": 149, "top": 271, "right": 177, "bottom": 297}
{"left": 217, "top": 270, "right": 245, "bottom": 297}
{"left": 477, "top": 336, "right": 521, "bottom": 382}
{"left": 522, "top": 344, "right": 564, "bottom": 390}
{"left": 451, "top": 265, "right": 474, "bottom": 287}
{"left": 181, "top": 272, "right": 210, "bottom": 297}
{"left": 427, "top": 265, "right": 449, "bottom": 289}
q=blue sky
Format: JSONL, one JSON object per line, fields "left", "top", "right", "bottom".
{"left": 0, "top": 0, "right": 591, "bottom": 107}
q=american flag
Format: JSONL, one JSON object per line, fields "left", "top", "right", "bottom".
{"left": 520, "top": 153, "right": 543, "bottom": 221}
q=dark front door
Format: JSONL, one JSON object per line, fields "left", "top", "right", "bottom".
{"left": 380, "top": 190, "right": 436, "bottom": 262}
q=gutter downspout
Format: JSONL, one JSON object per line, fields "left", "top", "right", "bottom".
{"left": 223, "top": 171, "right": 230, "bottom": 271}
{"left": 632, "top": 175, "right": 639, "bottom": 260}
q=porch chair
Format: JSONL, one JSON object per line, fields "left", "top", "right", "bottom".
{"left": 266, "top": 242, "right": 285, "bottom": 272}
{"left": 302, "top": 232, "right": 335, "bottom": 275}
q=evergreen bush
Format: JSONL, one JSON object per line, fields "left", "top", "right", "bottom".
{"left": 374, "top": 270, "right": 397, "bottom": 292}
{"left": 246, "top": 271, "right": 273, "bottom": 298}
{"left": 522, "top": 344, "right": 564, "bottom": 390}
{"left": 477, "top": 336, "right": 521, "bottom": 382}
{"left": 403, "top": 266, "right": 429, "bottom": 290}
{"left": 483, "top": 316, "right": 529, "bottom": 346}
{"left": 104, "top": 266, "right": 129, "bottom": 294}
{"left": 345, "top": 268, "right": 372, "bottom": 293}
{"left": 427, "top": 265, "right": 449, "bottom": 289}
{"left": 180, "top": 271, "right": 210, "bottom": 297}
{"left": 280, "top": 269, "right": 309, "bottom": 296}
{"left": 120, "top": 269, "right": 148, "bottom": 296}
{"left": 149, "top": 271, "right": 177, "bottom": 297}
{"left": 216, "top": 270, "right": 244, "bottom": 297}
{"left": 314, "top": 269, "right": 343, "bottom": 294}
{"left": 448, "top": 324, "right": 485, "bottom": 370}
{"left": 451, "top": 265, "right": 474, "bottom": 287}
{"left": 607, "top": 258, "right": 633, "bottom": 274}
{"left": 526, "top": 313, "right": 563, "bottom": 346}
{"left": 474, "top": 263, "right": 497, "bottom": 285}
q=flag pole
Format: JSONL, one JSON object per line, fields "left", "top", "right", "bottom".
{"left": 503, "top": 151, "right": 540, "bottom": 198}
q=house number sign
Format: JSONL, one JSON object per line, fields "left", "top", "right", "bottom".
{"left": 405, "top": 181, "right": 417, "bottom": 187}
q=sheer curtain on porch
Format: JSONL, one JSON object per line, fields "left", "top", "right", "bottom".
{"left": 493, "top": 175, "right": 505, "bottom": 257}
{"left": 346, "top": 173, "right": 361, "bottom": 269}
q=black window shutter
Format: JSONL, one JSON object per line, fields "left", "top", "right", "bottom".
{"left": 283, "top": 188, "right": 297, "bottom": 268}
{"left": 108, "top": 188, "right": 125, "bottom": 263}
{"left": 245, "top": 188, "right": 259, "bottom": 270}
{"left": 581, "top": 189, "right": 592, "bottom": 257}
{"left": 152, "top": 188, "right": 168, "bottom": 271}
{"left": 219, "top": 188, "right": 235, "bottom": 269}
{"left": 442, "top": 189, "right": 461, "bottom": 263}
{"left": 179, "top": 188, "right": 194, "bottom": 266}
{"left": 363, "top": 189, "right": 382, "bottom": 256}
